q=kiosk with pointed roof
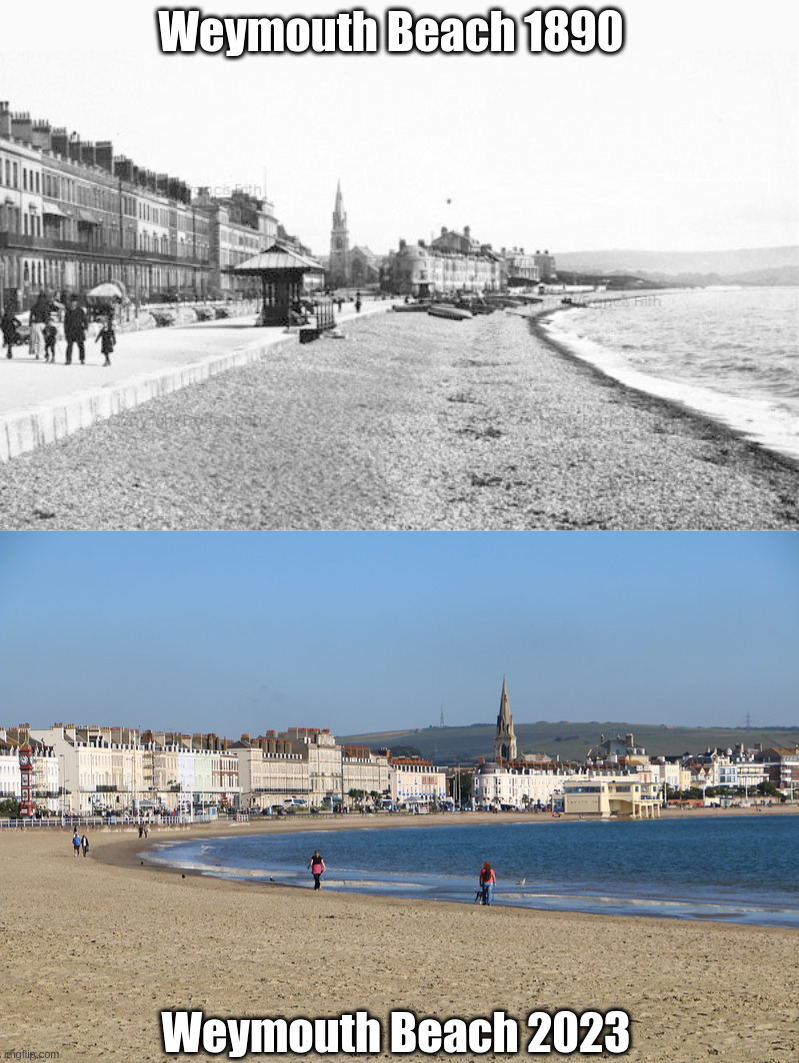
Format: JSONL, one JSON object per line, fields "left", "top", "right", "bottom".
{"left": 233, "top": 242, "right": 325, "bottom": 326}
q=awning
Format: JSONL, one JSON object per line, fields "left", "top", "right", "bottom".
{"left": 77, "top": 209, "right": 102, "bottom": 226}
{"left": 42, "top": 201, "right": 67, "bottom": 218}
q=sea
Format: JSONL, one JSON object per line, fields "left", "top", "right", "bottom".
{"left": 538, "top": 287, "right": 799, "bottom": 463}
{"left": 143, "top": 814, "right": 799, "bottom": 929}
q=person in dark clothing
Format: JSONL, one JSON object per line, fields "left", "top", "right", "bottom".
{"left": 63, "top": 297, "right": 88, "bottom": 365}
{"left": 95, "top": 315, "right": 116, "bottom": 366}
{"left": 44, "top": 315, "right": 58, "bottom": 363}
{"left": 1, "top": 307, "right": 21, "bottom": 359}
{"left": 308, "top": 851, "right": 326, "bottom": 890}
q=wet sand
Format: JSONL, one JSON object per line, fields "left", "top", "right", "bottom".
{"left": 0, "top": 310, "right": 795, "bottom": 529}
{"left": 1, "top": 813, "right": 797, "bottom": 1062}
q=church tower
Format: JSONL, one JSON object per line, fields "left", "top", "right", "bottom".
{"left": 493, "top": 677, "right": 517, "bottom": 762}
{"left": 329, "top": 180, "right": 350, "bottom": 288}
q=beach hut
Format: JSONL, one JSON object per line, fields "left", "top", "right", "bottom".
{"left": 233, "top": 243, "right": 325, "bottom": 327}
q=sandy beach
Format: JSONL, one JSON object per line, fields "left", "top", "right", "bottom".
{"left": 0, "top": 309, "right": 796, "bottom": 529}
{"left": 1, "top": 812, "right": 797, "bottom": 1063}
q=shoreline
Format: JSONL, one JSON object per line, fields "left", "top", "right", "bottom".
{"left": 2, "top": 817, "right": 797, "bottom": 1062}
{"left": 530, "top": 304, "right": 799, "bottom": 477}
{"left": 91, "top": 801, "right": 799, "bottom": 875}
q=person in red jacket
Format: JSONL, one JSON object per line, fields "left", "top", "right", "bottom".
{"left": 479, "top": 861, "right": 496, "bottom": 905}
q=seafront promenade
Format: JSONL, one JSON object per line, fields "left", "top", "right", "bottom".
{"left": 0, "top": 300, "right": 391, "bottom": 462}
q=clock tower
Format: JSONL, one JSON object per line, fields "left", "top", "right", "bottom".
{"left": 328, "top": 180, "right": 350, "bottom": 288}
{"left": 18, "top": 742, "right": 35, "bottom": 818}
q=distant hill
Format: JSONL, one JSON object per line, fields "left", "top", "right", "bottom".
{"left": 555, "top": 246, "right": 799, "bottom": 284}
{"left": 337, "top": 722, "right": 799, "bottom": 765}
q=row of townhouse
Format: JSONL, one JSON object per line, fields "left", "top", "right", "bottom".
{"left": 388, "top": 227, "right": 558, "bottom": 297}
{"left": 0, "top": 724, "right": 447, "bottom": 815}
{"left": 472, "top": 759, "right": 575, "bottom": 809}
{"left": 0, "top": 102, "right": 278, "bottom": 312}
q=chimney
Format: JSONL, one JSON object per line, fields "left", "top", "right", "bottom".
{"left": 440, "top": 226, "right": 447, "bottom": 236}
{"left": 80, "top": 141, "right": 97, "bottom": 167}
{"left": 464, "top": 225, "right": 471, "bottom": 240}
{"left": 399, "top": 238, "right": 406, "bottom": 250}
{"left": 32, "top": 121, "right": 52, "bottom": 152}
{"left": 114, "top": 156, "right": 133, "bottom": 182}
{"left": 96, "top": 141, "right": 113, "bottom": 172}
{"left": 68, "top": 132, "right": 82, "bottom": 162}
{"left": 11, "top": 112, "right": 33, "bottom": 143}
{"left": 0, "top": 102, "right": 11, "bottom": 138}
{"left": 51, "top": 127, "right": 69, "bottom": 157}
{"left": 156, "top": 173, "right": 169, "bottom": 195}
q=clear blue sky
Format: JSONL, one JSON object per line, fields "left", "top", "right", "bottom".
{"left": 0, "top": 532, "right": 797, "bottom": 736}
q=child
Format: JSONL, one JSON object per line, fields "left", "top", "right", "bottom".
{"left": 95, "top": 316, "right": 116, "bottom": 366}
{"left": 44, "top": 315, "right": 58, "bottom": 363}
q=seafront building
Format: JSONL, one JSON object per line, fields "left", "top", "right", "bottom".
{"left": 4, "top": 723, "right": 395, "bottom": 815}
{"left": 1, "top": 709, "right": 795, "bottom": 817}
{"left": 0, "top": 101, "right": 278, "bottom": 311}
{"left": 562, "top": 776, "right": 662, "bottom": 818}
{"left": 389, "top": 226, "right": 503, "bottom": 297}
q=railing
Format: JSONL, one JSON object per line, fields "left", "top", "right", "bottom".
{"left": 0, "top": 231, "right": 210, "bottom": 266}
{"left": 0, "top": 812, "right": 218, "bottom": 828}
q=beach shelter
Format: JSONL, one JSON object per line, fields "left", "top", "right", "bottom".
{"left": 233, "top": 243, "right": 325, "bottom": 326}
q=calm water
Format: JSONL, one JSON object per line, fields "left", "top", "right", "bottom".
{"left": 144, "top": 814, "right": 799, "bottom": 928}
{"left": 541, "top": 287, "right": 799, "bottom": 461}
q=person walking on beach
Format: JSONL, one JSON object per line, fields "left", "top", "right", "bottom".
{"left": 81, "top": 834, "right": 89, "bottom": 858}
{"left": 308, "top": 850, "right": 326, "bottom": 890}
{"left": 63, "top": 296, "right": 88, "bottom": 365}
{"left": 479, "top": 861, "right": 496, "bottom": 905}
{"left": 72, "top": 830, "right": 81, "bottom": 858}
{"left": 95, "top": 315, "right": 116, "bottom": 367}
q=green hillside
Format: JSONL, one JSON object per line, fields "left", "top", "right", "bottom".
{"left": 338, "top": 722, "right": 799, "bottom": 765}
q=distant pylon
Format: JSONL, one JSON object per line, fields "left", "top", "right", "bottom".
{"left": 439, "top": 703, "right": 445, "bottom": 728}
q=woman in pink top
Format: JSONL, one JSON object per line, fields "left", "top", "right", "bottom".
{"left": 308, "top": 851, "right": 326, "bottom": 890}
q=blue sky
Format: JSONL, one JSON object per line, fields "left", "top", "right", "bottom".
{"left": 1, "top": 533, "right": 797, "bottom": 736}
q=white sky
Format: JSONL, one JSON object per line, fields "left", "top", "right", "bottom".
{"left": 1, "top": 0, "right": 797, "bottom": 257}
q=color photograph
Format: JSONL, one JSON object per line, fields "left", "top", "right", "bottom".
{"left": 1, "top": 532, "right": 798, "bottom": 1061}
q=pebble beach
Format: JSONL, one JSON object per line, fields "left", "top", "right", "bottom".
{"left": 1, "top": 815, "right": 797, "bottom": 1063}
{"left": 0, "top": 309, "right": 796, "bottom": 529}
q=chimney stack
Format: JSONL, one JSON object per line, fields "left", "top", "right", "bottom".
{"left": 11, "top": 112, "right": 33, "bottom": 143}
{"left": 96, "top": 141, "right": 114, "bottom": 173}
{"left": 51, "top": 127, "right": 69, "bottom": 157}
{"left": 32, "top": 121, "right": 52, "bottom": 152}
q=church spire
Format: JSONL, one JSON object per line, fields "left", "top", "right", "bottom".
{"left": 329, "top": 179, "right": 349, "bottom": 287}
{"left": 494, "top": 676, "right": 517, "bottom": 762}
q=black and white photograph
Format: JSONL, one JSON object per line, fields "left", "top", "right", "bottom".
{"left": 0, "top": 0, "right": 796, "bottom": 527}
